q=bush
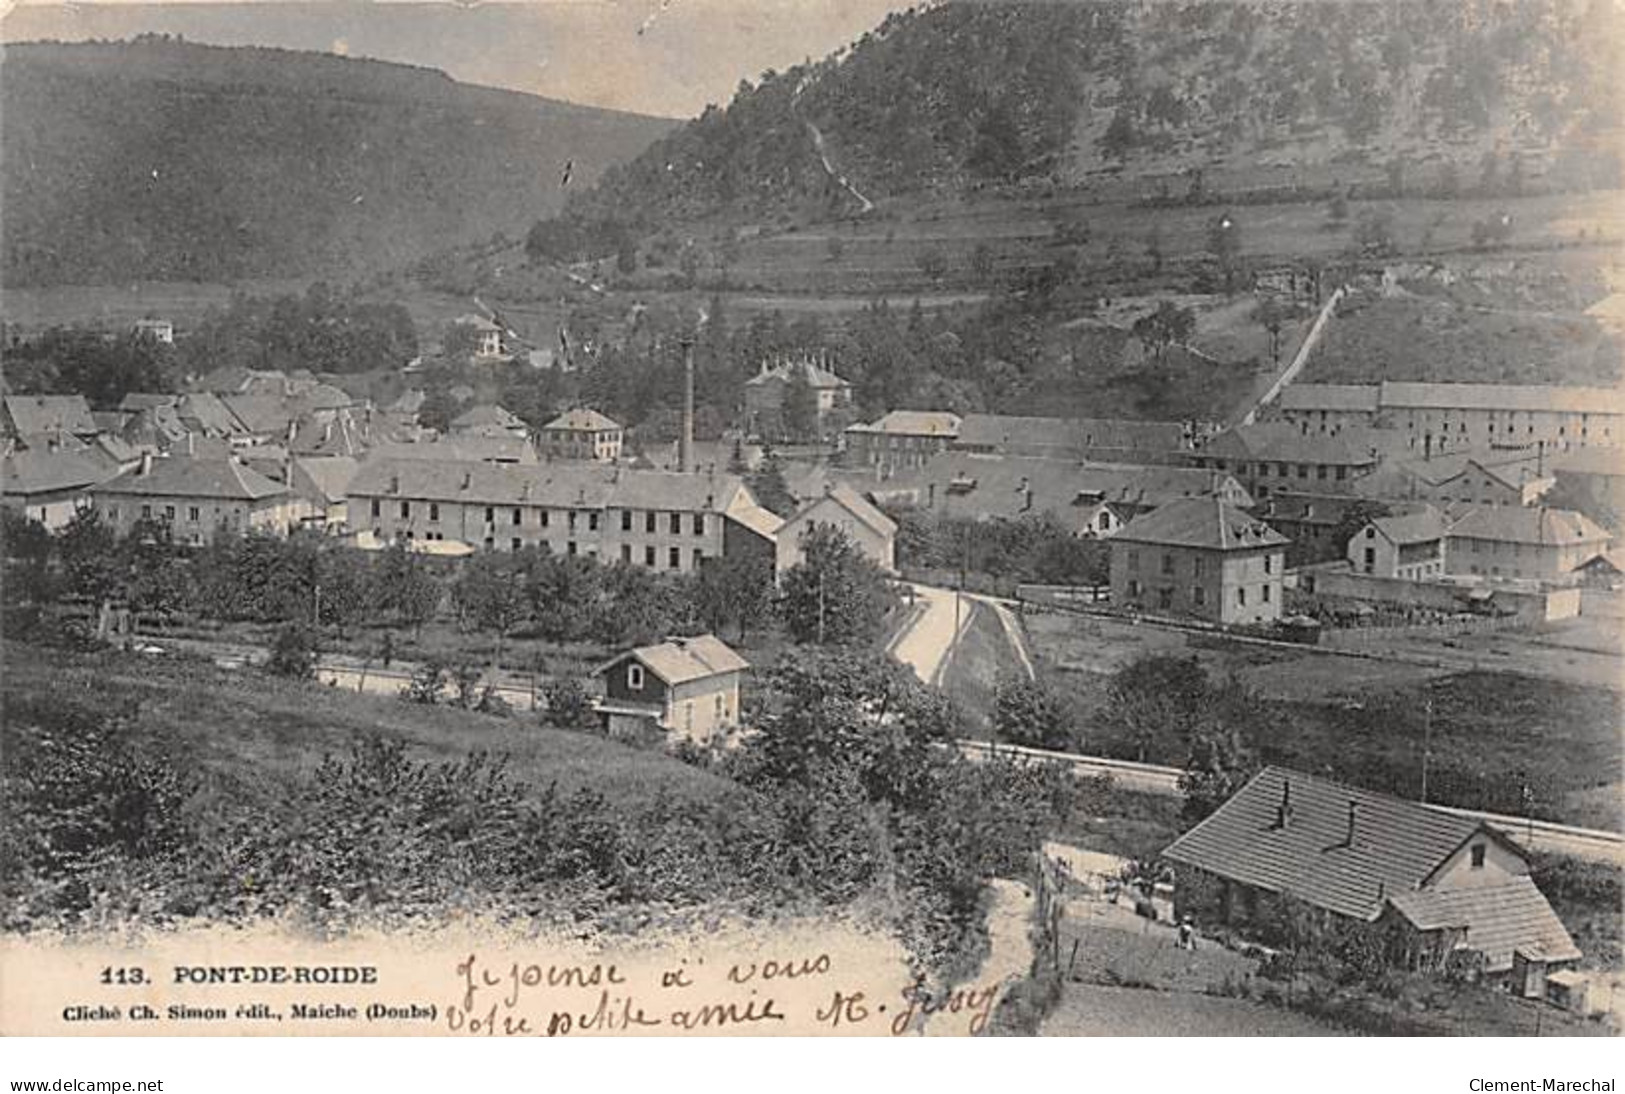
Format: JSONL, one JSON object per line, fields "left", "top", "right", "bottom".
{"left": 266, "top": 623, "right": 318, "bottom": 679}
{"left": 541, "top": 677, "right": 597, "bottom": 730}
{"left": 402, "top": 661, "right": 447, "bottom": 705}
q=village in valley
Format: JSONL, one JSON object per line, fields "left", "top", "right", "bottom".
{"left": 1, "top": 0, "right": 1622, "bottom": 1040}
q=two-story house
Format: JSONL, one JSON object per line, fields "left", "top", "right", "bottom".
{"left": 1443, "top": 505, "right": 1612, "bottom": 582}
{"left": 1109, "top": 496, "right": 1289, "bottom": 625}
{"left": 1346, "top": 508, "right": 1449, "bottom": 580}
{"left": 90, "top": 453, "right": 303, "bottom": 545}
{"left": 594, "top": 634, "right": 749, "bottom": 745}
{"left": 843, "top": 410, "right": 962, "bottom": 476}
{"left": 775, "top": 481, "right": 897, "bottom": 574}
{"left": 539, "top": 409, "right": 624, "bottom": 462}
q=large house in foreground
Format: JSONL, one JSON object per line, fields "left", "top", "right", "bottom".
{"left": 1109, "top": 496, "right": 1288, "bottom": 625}
{"left": 347, "top": 459, "right": 780, "bottom": 573}
{"left": 1164, "top": 767, "right": 1580, "bottom": 993}
{"left": 594, "top": 634, "right": 748, "bottom": 746}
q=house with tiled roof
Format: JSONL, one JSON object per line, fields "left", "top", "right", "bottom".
{"left": 539, "top": 408, "right": 623, "bottom": 462}
{"left": 2, "top": 446, "right": 119, "bottom": 528}
{"left": 452, "top": 314, "right": 506, "bottom": 359}
{"left": 844, "top": 410, "right": 962, "bottom": 475}
{"left": 1346, "top": 506, "right": 1450, "bottom": 580}
{"left": 1443, "top": 505, "right": 1612, "bottom": 583}
{"left": 346, "top": 458, "right": 780, "bottom": 573}
{"left": 953, "top": 413, "right": 1199, "bottom": 463}
{"left": 90, "top": 453, "right": 302, "bottom": 545}
{"left": 776, "top": 480, "right": 894, "bottom": 574}
{"left": 1189, "top": 421, "right": 1405, "bottom": 500}
{"left": 743, "top": 353, "right": 853, "bottom": 440}
{"left": 594, "top": 634, "right": 749, "bottom": 746}
{"left": 1163, "top": 766, "right": 1580, "bottom": 989}
{"left": 1110, "top": 496, "right": 1289, "bottom": 624}
{"left": 1, "top": 395, "right": 97, "bottom": 441}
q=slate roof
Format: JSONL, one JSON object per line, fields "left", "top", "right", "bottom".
{"left": 846, "top": 410, "right": 963, "bottom": 438}
{"left": 452, "top": 404, "right": 526, "bottom": 430}
{"left": 955, "top": 414, "right": 1189, "bottom": 457}
{"left": 1113, "top": 496, "right": 1289, "bottom": 551}
{"left": 788, "top": 481, "right": 898, "bottom": 539}
{"left": 1201, "top": 422, "right": 1400, "bottom": 466}
{"left": 1447, "top": 505, "right": 1612, "bottom": 546}
{"left": 2, "top": 449, "right": 115, "bottom": 497}
{"left": 348, "top": 457, "right": 752, "bottom": 514}
{"left": 221, "top": 395, "right": 299, "bottom": 438}
{"left": 293, "top": 456, "right": 361, "bottom": 505}
{"left": 600, "top": 634, "right": 749, "bottom": 686}
{"left": 2, "top": 395, "right": 97, "bottom": 437}
{"left": 119, "top": 393, "right": 179, "bottom": 413}
{"left": 1163, "top": 766, "right": 1503, "bottom": 921}
{"left": 1371, "top": 508, "right": 1449, "bottom": 545}
{"left": 368, "top": 435, "right": 538, "bottom": 465}
{"left": 1278, "top": 384, "right": 1382, "bottom": 414}
{"left": 1386, "top": 877, "right": 1581, "bottom": 973}
{"left": 177, "top": 392, "right": 245, "bottom": 437}
{"left": 1379, "top": 381, "right": 1625, "bottom": 416}
{"left": 544, "top": 408, "right": 622, "bottom": 432}
{"left": 92, "top": 456, "right": 288, "bottom": 501}
{"left": 746, "top": 357, "right": 850, "bottom": 390}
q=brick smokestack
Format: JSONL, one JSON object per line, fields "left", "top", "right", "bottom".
{"left": 680, "top": 337, "right": 695, "bottom": 473}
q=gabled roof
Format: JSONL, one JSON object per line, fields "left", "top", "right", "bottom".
{"left": 1163, "top": 766, "right": 1507, "bottom": 921}
{"left": 221, "top": 395, "right": 299, "bottom": 437}
{"left": 92, "top": 455, "right": 288, "bottom": 501}
{"left": 846, "top": 410, "right": 963, "bottom": 438}
{"left": 348, "top": 457, "right": 749, "bottom": 514}
{"left": 1385, "top": 877, "right": 1580, "bottom": 973}
{"left": 544, "top": 408, "right": 622, "bottom": 433}
{"left": 1379, "top": 381, "right": 1625, "bottom": 416}
{"left": 1447, "top": 505, "right": 1612, "bottom": 546}
{"left": 290, "top": 411, "right": 369, "bottom": 458}
{"left": 746, "top": 356, "right": 850, "bottom": 389}
{"left": 452, "top": 404, "right": 526, "bottom": 430}
{"left": 1114, "top": 496, "right": 1288, "bottom": 551}
{"left": 2, "top": 448, "right": 116, "bottom": 497}
{"left": 788, "top": 481, "right": 898, "bottom": 539}
{"left": 726, "top": 502, "right": 785, "bottom": 541}
{"left": 955, "top": 414, "right": 1190, "bottom": 457}
{"left": 1202, "top": 422, "right": 1398, "bottom": 467}
{"left": 368, "top": 436, "right": 538, "bottom": 465}
{"left": 599, "top": 634, "right": 749, "bottom": 686}
{"left": 1278, "top": 384, "right": 1381, "bottom": 414}
{"left": 2, "top": 395, "right": 97, "bottom": 437}
{"left": 119, "top": 393, "right": 179, "bottom": 413}
{"left": 177, "top": 392, "right": 245, "bottom": 437}
{"left": 1370, "top": 508, "right": 1448, "bottom": 545}
{"left": 292, "top": 456, "right": 360, "bottom": 505}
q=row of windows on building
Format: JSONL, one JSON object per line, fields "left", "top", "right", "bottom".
{"left": 385, "top": 526, "right": 706, "bottom": 570}
{"left": 368, "top": 499, "right": 709, "bottom": 536}
{"left": 1126, "top": 550, "right": 1274, "bottom": 576}
{"left": 1124, "top": 581, "right": 1272, "bottom": 607}
{"left": 1226, "top": 461, "right": 1352, "bottom": 482}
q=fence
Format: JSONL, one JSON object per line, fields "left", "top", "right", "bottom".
{"left": 898, "top": 565, "right": 1022, "bottom": 599}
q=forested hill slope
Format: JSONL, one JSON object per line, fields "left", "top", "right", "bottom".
{"left": 0, "top": 39, "right": 675, "bottom": 286}
{"left": 538, "top": 0, "right": 1622, "bottom": 247}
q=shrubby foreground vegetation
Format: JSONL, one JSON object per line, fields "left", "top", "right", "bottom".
{"left": 0, "top": 640, "right": 1073, "bottom": 975}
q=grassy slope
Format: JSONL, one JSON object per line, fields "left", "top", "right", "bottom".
{"left": 0, "top": 641, "right": 731, "bottom": 812}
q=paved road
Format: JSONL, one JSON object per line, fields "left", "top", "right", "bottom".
{"left": 889, "top": 583, "right": 971, "bottom": 686}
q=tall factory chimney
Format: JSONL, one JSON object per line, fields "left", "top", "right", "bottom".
{"left": 679, "top": 336, "right": 695, "bottom": 473}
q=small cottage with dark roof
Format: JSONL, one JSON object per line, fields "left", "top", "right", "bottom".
{"left": 594, "top": 634, "right": 749, "bottom": 745}
{"left": 1110, "top": 496, "right": 1288, "bottom": 624}
{"left": 1163, "top": 766, "right": 1580, "bottom": 992}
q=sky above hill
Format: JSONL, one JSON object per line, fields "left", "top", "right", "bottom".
{"left": 0, "top": 0, "right": 915, "bottom": 118}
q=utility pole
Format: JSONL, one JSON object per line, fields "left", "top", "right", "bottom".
{"left": 1420, "top": 694, "right": 1433, "bottom": 803}
{"left": 818, "top": 566, "right": 826, "bottom": 646}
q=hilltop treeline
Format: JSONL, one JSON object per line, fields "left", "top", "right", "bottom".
{"left": 531, "top": 0, "right": 1622, "bottom": 254}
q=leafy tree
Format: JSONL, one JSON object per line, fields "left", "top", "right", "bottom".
{"left": 1102, "top": 654, "right": 1210, "bottom": 763}
{"left": 778, "top": 524, "right": 896, "bottom": 646}
{"left": 781, "top": 368, "right": 819, "bottom": 443}
{"left": 993, "top": 673, "right": 1074, "bottom": 750}
{"left": 1352, "top": 209, "right": 1397, "bottom": 257}
{"left": 453, "top": 551, "right": 526, "bottom": 664}
{"left": 693, "top": 551, "right": 774, "bottom": 642}
{"left": 373, "top": 542, "right": 440, "bottom": 637}
{"left": 417, "top": 387, "right": 459, "bottom": 434}
{"left": 542, "top": 677, "right": 598, "bottom": 730}
{"left": 1131, "top": 300, "right": 1196, "bottom": 364}
{"left": 1, "top": 509, "right": 56, "bottom": 605}
{"left": 746, "top": 448, "right": 797, "bottom": 517}
{"left": 56, "top": 507, "right": 120, "bottom": 605}
{"left": 267, "top": 623, "right": 319, "bottom": 680}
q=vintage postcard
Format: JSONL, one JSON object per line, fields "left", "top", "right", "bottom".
{"left": 0, "top": 0, "right": 1620, "bottom": 1047}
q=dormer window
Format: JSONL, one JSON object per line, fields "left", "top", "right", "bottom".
{"left": 627, "top": 663, "right": 645, "bottom": 690}
{"left": 1470, "top": 844, "right": 1486, "bottom": 869}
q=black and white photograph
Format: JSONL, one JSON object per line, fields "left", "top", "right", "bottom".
{"left": 0, "top": 0, "right": 1620, "bottom": 1067}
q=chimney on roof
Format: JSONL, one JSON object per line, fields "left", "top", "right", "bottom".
{"left": 1273, "top": 779, "right": 1293, "bottom": 829}
{"left": 139, "top": 451, "right": 153, "bottom": 476}
{"left": 461, "top": 470, "right": 472, "bottom": 490}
